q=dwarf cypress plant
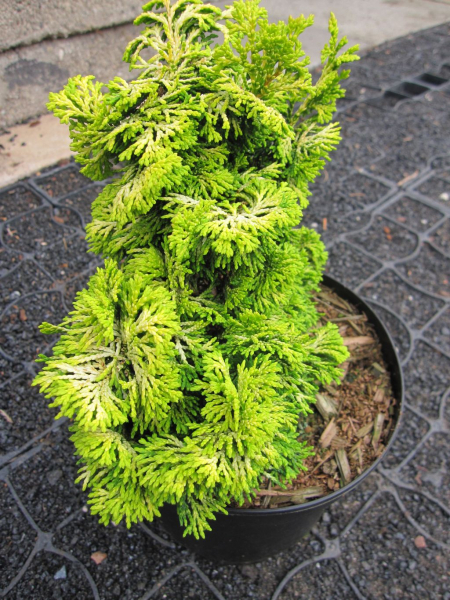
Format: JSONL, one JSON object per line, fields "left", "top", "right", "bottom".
{"left": 34, "top": 0, "right": 358, "bottom": 538}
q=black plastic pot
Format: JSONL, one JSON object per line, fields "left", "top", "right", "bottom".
{"left": 160, "top": 274, "right": 404, "bottom": 564}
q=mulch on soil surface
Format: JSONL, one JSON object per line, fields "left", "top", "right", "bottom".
{"left": 249, "top": 284, "right": 396, "bottom": 509}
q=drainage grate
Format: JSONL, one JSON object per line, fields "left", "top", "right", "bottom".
{"left": 366, "top": 68, "right": 449, "bottom": 110}
{"left": 439, "top": 63, "right": 450, "bottom": 78}
{"left": 390, "top": 81, "right": 430, "bottom": 97}
{"left": 368, "top": 90, "right": 409, "bottom": 109}
{"left": 416, "top": 72, "right": 448, "bottom": 87}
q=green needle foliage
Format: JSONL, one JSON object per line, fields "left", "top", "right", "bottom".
{"left": 35, "top": 0, "right": 357, "bottom": 538}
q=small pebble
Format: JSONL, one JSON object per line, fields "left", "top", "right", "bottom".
{"left": 414, "top": 535, "right": 427, "bottom": 549}
{"left": 330, "top": 525, "right": 339, "bottom": 537}
{"left": 54, "top": 566, "right": 66, "bottom": 580}
{"left": 439, "top": 192, "right": 449, "bottom": 201}
{"left": 46, "top": 469, "right": 62, "bottom": 486}
{"left": 241, "top": 565, "right": 258, "bottom": 582}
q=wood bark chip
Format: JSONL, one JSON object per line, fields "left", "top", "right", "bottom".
{"left": 290, "top": 486, "right": 325, "bottom": 504}
{"left": 347, "top": 319, "right": 364, "bottom": 335}
{"left": 356, "top": 421, "right": 374, "bottom": 438}
{"left": 315, "top": 393, "right": 338, "bottom": 421}
{"left": 342, "top": 335, "right": 375, "bottom": 347}
{"left": 261, "top": 481, "right": 272, "bottom": 508}
{"left": 323, "top": 384, "right": 338, "bottom": 396}
{"left": 373, "top": 388, "right": 385, "bottom": 403}
{"left": 336, "top": 449, "right": 352, "bottom": 485}
{"left": 256, "top": 486, "right": 324, "bottom": 504}
{"left": 330, "top": 315, "right": 365, "bottom": 323}
{"left": 310, "top": 450, "right": 334, "bottom": 474}
{"left": 319, "top": 419, "right": 337, "bottom": 448}
{"left": 322, "top": 459, "right": 337, "bottom": 475}
{"left": 340, "top": 361, "right": 350, "bottom": 380}
{"left": 372, "top": 413, "right": 385, "bottom": 449}
{"left": 331, "top": 437, "right": 348, "bottom": 449}
{"left": 316, "top": 291, "right": 350, "bottom": 311}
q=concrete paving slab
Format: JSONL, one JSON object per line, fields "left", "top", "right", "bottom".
{"left": 0, "top": 23, "right": 136, "bottom": 130}
{"left": 0, "top": 115, "right": 73, "bottom": 188}
{"left": 0, "top": 0, "right": 143, "bottom": 52}
{"left": 265, "top": 0, "right": 450, "bottom": 66}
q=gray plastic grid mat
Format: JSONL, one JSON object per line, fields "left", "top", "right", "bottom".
{"left": 1, "top": 22, "right": 449, "bottom": 600}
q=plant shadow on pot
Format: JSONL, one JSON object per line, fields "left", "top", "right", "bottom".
{"left": 159, "top": 275, "right": 404, "bottom": 564}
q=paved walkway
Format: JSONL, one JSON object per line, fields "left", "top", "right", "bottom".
{"left": 0, "top": 23, "right": 450, "bottom": 600}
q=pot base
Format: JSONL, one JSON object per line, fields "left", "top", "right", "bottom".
{"left": 159, "top": 503, "right": 326, "bottom": 564}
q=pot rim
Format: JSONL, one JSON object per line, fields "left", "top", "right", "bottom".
{"left": 226, "top": 273, "right": 404, "bottom": 516}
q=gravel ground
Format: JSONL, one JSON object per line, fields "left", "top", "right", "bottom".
{"left": 1, "top": 23, "right": 450, "bottom": 600}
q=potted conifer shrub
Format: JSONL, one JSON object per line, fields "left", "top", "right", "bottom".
{"left": 34, "top": 0, "right": 403, "bottom": 564}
